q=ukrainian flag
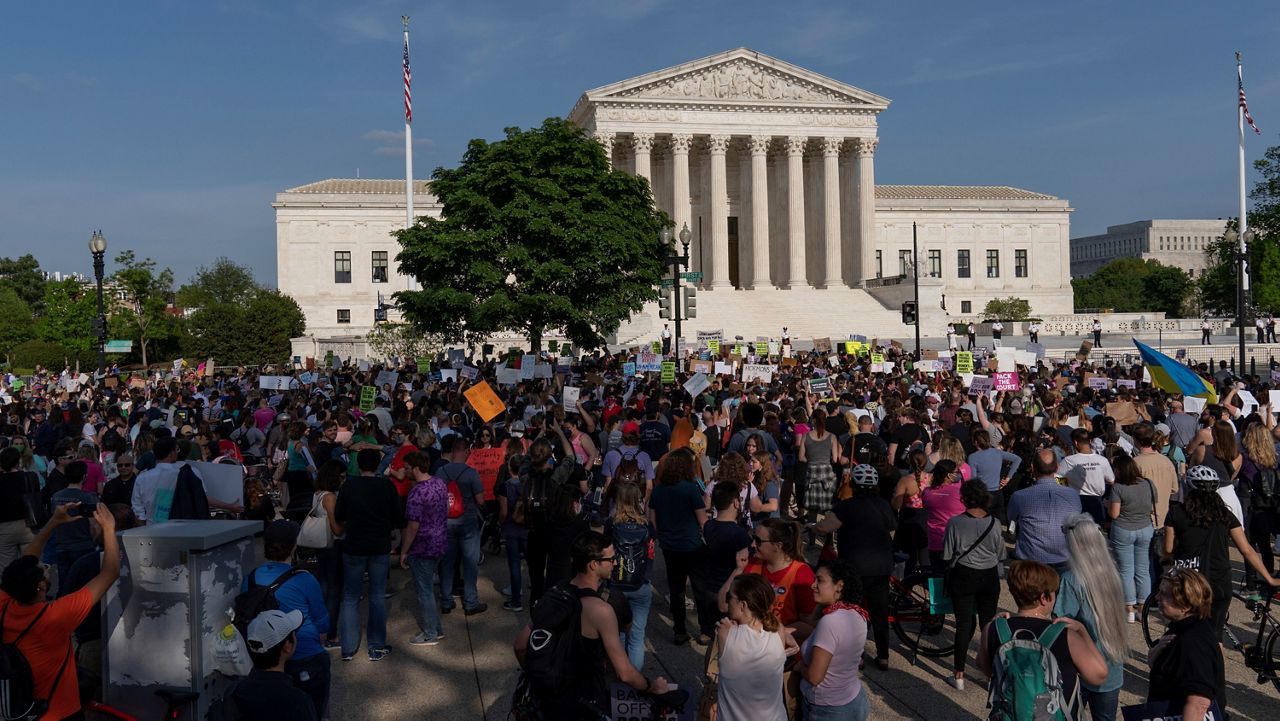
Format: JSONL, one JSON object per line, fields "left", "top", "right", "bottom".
{"left": 1132, "top": 339, "right": 1217, "bottom": 403}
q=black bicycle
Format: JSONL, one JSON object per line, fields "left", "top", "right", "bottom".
{"left": 1142, "top": 585, "right": 1280, "bottom": 693}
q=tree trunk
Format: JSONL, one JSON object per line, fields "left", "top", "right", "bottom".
{"left": 140, "top": 338, "right": 149, "bottom": 369}
{"left": 528, "top": 325, "right": 543, "bottom": 354}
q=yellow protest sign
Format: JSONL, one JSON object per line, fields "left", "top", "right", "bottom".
{"left": 956, "top": 351, "right": 974, "bottom": 374}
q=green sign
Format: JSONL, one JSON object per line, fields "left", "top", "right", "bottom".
{"left": 659, "top": 278, "right": 674, "bottom": 287}
{"left": 955, "top": 351, "right": 974, "bottom": 374}
{"left": 651, "top": 341, "right": 662, "bottom": 354}
{"left": 104, "top": 340, "right": 133, "bottom": 354}
{"left": 680, "top": 271, "right": 703, "bottom": 282}
{"left": 548, "top": 340, "right": 559, "bottom": 353}
{"left": 416, "top": 357, "right": 431, "bottom": 370}
{"left": 809, "top": 377, "right": 830, "bottom": 396}
{"left": 660, "top": 361, "right": 676, "bottom": 383}
{"left": 707, "top": 339, "right": 720, "bottom": 354}
{"left": 359, "top": 385, "right": 377, "bottom": 412}
{"left": 754, "top": 341, "right": 769, "bottom": 356}
{"left": 324, "top": 351, "right": 335, "bottom": 368}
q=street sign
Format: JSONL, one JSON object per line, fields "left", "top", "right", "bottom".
{"left": 659, "top": 278, "right": 674, "bottom": 287}
{"left": 680, "top": 271, "right": 703, "bottom": 282}
{"left": 103, "top": 340, "right": 133, "bottom": 354}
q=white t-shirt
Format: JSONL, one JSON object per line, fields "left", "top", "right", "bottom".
{"left": 1058, "top": 452, "right": 1115, "bottom": 497}
{"left": 717, "top": 624, "right": 787, "bottom": 721}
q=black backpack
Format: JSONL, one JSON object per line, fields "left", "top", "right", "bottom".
{"left": 521, "top": 584, "right": 590, "bottom": 704}
{"left": 0, "top": 602, "right": 69, "bottom": 721}
{"left": 519, "top": 469, "right": 554, "bottom": 530}
{"left": 232, "top": 567, "right": 304, "bottom": 636}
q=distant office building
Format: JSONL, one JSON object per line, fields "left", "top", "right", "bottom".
{"left": 1069, "top": 219, "right": 1226, "bottom": 278}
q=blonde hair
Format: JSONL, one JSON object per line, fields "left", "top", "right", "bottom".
{"left": 1242, "top": 422, "right": 1277, "bottom": 469}
{"left": 938, "top": 436, "right": 967, "bottom": 467}
{"left": 611, "top": 482, "right": 646, "bottom": 525}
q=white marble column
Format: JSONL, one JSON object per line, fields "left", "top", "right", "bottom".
{"left": 821, "top": 137, "right": 843, "bottom": 288}
{"left": 749, "top": 135, "right": 771, "bottom": 289}
{"left": 669, "top": 134, "right": 693, "bottom": 242}
{"left": 632, "top": 133, "right": 653, "bottom": 185}
{"left": 785, "top": 136, "right": 810, "bottom": 289}
{"left": 708, "top": 135, "right": 731, "bottom": 289}
{"left": 854, "top": 137, "right": 878, "bottom": 286}
{"left": 594, "top": 131, "right": 615, "bottom": 168}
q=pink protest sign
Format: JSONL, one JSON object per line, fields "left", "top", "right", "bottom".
{"left": 994, "top": 371, "right": 1021, "bottom": 391}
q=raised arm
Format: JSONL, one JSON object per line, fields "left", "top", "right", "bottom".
{"left": 83, "top": 504, "right": 121, "bottom": 603}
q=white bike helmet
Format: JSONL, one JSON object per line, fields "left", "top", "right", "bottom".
{"left": 1184, "top": 464, "right": 1221, "bottom": 492}
{"left": 850, "top": 463, "right": 880, "bottom": 488}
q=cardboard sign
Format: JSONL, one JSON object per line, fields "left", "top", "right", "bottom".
{"left": 688, "top": 360, "right": 713, "bottom": 374}
{"left": 660, "top": 361, "right": 676, "bottom": 384}
{"left": 955, "top": 352, "right": 974, "bottom": 374}
{"left": 259, "top": 376, "right": 293, "bottom": 391}
{"left": 968, "top": 376, "right": 995, "bottom": 395}
{"left": 1076, "top": 340, "right": 1093, "bottom": 360}
{"left": 359, "top": 385, "right": 377, "bottom": 412}
{"left": 813, "top": 337, "right": 832, "bottom": 353}
{"left": 463, "top": 380, "right": 507, "bottom": 423}
{"left": 714, "top": 361, "right": 735, "bottom": 376}
{"left": 742, "top": 364, "right": 776, "bottom": 384}
{"left": 994, "top": 372, "right": 1021, "bottom": 391}
{"left": 683, "top": 373, "right": 711, "bottom": 397}
{"left": 466, "top": 447, "right": 506, "bottom": 499}
{"left": 562, "top": 386, "right": 580, "bottom": 413}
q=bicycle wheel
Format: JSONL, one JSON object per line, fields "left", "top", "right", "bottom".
{"left": 1140, "top": 591, "right": 1170, "bottom": 648}
{"left": 890, "top": 573, "right": 957, "bottom": 658}
{"left": 1263, "top": 627, "right": 1280, "bottom": 694}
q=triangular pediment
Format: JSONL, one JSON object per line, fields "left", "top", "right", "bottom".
{"left": 580, "top": 48, "right": 890, "bottom": 109}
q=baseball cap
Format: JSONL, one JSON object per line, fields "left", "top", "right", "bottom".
{"left": 1154, "top": 422, "right": 1171, "bottom": 436}
{"left": 246, "top": 609, "right": 304, "bottom": 653}
{"left": 622, "top": 421, "right": 642, "bottom": 436}
{"left": 509, "top": 421, "right": 526, "bottom": 438}
{"left": 263, "top": 519, "right": 300, "bottom": 548}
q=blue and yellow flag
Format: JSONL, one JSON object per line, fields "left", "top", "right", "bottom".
{"left": 1132, "top": 339, "right": 1216, "bottom": 403}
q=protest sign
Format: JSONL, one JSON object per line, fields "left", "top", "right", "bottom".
{"left": 869, "top": 353, "right": 885, "bottom": 373}
{"left": 460, "top": 366, "right": 479, "bottom": 381}
{"left": 660, "top": 362, "right": 676, "bottom": 384}
{"left": 621, "top": 362, "right": 636, "bottom": 377}
{"left": 651, "top": 341, "right": 662, "bottom": 354}
{"left": 1239, "top": 390, "right": 1261, "bottom": 415}
{"left": 448, "top": 349, "right": 466, "bottom": 365}
{"left": 495, "top": 367, "right": 521, "bottom": 386}
{"left": 683, "top": 373, "right": 710, "bottom": 397}
{"left": 611, "top": 682, "right": 690, "bottom": 721}
{"left": 298, "top": 372, "right": 317, "bottom": 385}
{"left": 1025, "top": 342, "right": 1045, "bottom": 360}
{"left": 768, "top": 342, "right": 780, "bottom": 356}
{"left": 359, "top": 386, "right": 377, "bottom": 412}
{"left": 809, "top": 377, "right": 830, "bottom": 396}
{"left": 813, "top": 337, "right": 832, "bottom": 353}
{"left": 696, "top": 330, "right": 723, "bottom": 348}
{"left": 637, "top": 352, "right": 663, "bottom": 373}
{"left": 1085, "top": 376, "right": 1111, "bottom": 390}
{"left": 688, "top": 360, "right": 713, "bottom": 374}
{"left": 994, "top": 372, "right": 1021, "bottom": 391}
{"left": 463, "top": 381, "right": 507, "bottom": 423}
{"left": 1015, "top": 350, "right": 1038, "bottom": 368}
{"left": 844, "top": 341, "right": 857, "bottom": 354}
{"left": 520, "top": 354, "right": 538, "bottom": 380}
{"left": 440, "top": 369, "right": 458, "bottom": 383}
{"left": 754, "top": 341, "right": 769, "bottom": 357}
{"left": 1183, "top": 396, "right": 1206, "bottom": 413}
{"left": 996, "top": 347, "right": 1017, "bottom": 371}
{"left": 707, "top": 339, "right": 720, "bottom": 354}
{"left": 562, "top": 386, "right": 580, "bottom": 413}
{"left": 1116, "top": 379, "right": 1136, "bottom": 390}
{"left": 955, "top": 352, "right": 974, "bottom": 374}
{"left": 914, "top": 360, "right": 940, "bottom": 373}
{"left": 259, "top": 376, "right": 292, "bottom": 391}
{"left": 968, "top": 376, "right": 995, "bottom": 395}
{"left": 375, "top": 370, "right": 399, "bottom": 389}
{"left": 828, "top": 355, "right": 840, "bottom": 368}
{"left": 1272, "top": 369, "right": 1280, "bottom": 384}
{"left": 1270, "top": 390, "right": 1280, "bottom": 410}
{"left": 533, "top": 363, "right": 553, "bottom": 379}
{"left": 466, "top": 448, "right": 505, "bottom": 499}
{"left": 714, "top": 361, "right": 735, "bottom": 376}
{"left": 742, "top": 364, "right": 776, "bottom": 384}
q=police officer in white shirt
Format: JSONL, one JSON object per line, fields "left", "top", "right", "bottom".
{"left": 1201, "top": 317, "right": 1212, "bottom": 345}
{"left": 1091, "top": 319, "right": 1103, "bottom": 347}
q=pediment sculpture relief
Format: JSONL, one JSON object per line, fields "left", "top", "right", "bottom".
{"left": 618, "top": 60, "right": 851, "bottom": 103}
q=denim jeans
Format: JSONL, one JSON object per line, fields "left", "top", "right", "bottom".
{"left": 1081, "top": 686, "right": 1120, "bottom": 721}
{"left": 1110, "top": 524, "right": 1155, "bottom": 606}
{"left": 617, "top": 584, "right": 652, "bottom": 671}
{"left": 340, "top": 552, "right": 389, "bottom": 657}
{"left": 441, "top": 519, "right": 481, "bottom": 610}
{"left": 503, "top": 529, "right": 528, "bottom": 606}
{"left": 802, "top": 688, "right": 869, "bottom": 721}
{"left": 408, "top": 555, "right": 443, "bottom": 641}
{"left": 314, "top": 542, "right": 344, "bottom": 642}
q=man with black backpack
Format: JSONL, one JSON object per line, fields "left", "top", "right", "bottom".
{"left": 238, "top": 520, "right": 330, "bottom": 719}
{"left": 0, "top": 502, "right": 119, "bottom": 721}
{"left": 513, "top": 531, "right": 672, "bottom": 720}
{"left": 601, "top": 423, "right": 653, "bottom": 504}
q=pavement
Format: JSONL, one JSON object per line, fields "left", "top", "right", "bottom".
{"left": 328, "top": 539, "right": 1280, "bottom": 720}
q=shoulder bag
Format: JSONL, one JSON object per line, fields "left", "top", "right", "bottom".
{"left": 297, "top": 492, "right": 334, "bottom": 549}
{"left": 944, "top": 516, "right": 996, "bottom": 596}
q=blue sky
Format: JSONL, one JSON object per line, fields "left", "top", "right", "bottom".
{"left": 3, "top": 1, "right": 1279, "bottom": 286}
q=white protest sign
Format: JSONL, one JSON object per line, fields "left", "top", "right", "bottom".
{"left": 375, "top": 370, "right": 399, "bottom": 389}
{"left": 996, "top": 347, "right": 1017, "bottom": 371}
{"left": 828, "top": 355, "right": 840, "bottom": 368}
{"left": 533, "top": 363, "right": 553, "bottom": 379}
{"left": 1116, "top": 379, "right": 1136, "bottom": 390}
{"left": 683, "top": 373, "right": 711, "bottom": 397}
{"left": 520, "top": 355, "right": 538, "bottom": 380}
{"left": 191, "top": 462, "right": 244, "bottom": 508}
{"left": 258, "top": 376, "right": 292, "bottom": 391}
{"left": 1086, "top": 377, "right": 1110, "bottom": 390}
{"left": 562, "top": 386, "right": 581, "bottom": 413}
{"left": 460, "top": 366, "right": 479, "bottom": 381}
{"left": 637, "top": 352, "right": 663, "bottom": 373}
{"left": 496, "top": 366, "right": 521, "bottom": 386}
{"left": 1238, "top": 390, "right": 1260, "bottom": 415}
{"left": 1269, "top": 390, "right": 1280, "bottom": 410}
{"left": 742, "top": 364, "right": 776, "bottom": 384}
{"left": 968, "top": 376, "right": 995, "bottom": 395}
{"left": 357, "top": 360, "right": 371, "bottom": 372}
{"left": 714, "top": 361, "right": 736, "bottom": 377}
{"left": 1183, "top": 396, "right": 1206, "bottom": 414}
{"left": 883, "top": 361, "right": 896, "bottom": 374}
{"left": 1015, "top": 350, "right": 1038, "bottom": 368}
{"left": 440, "top": 369, "right": 458, "bottom": 383}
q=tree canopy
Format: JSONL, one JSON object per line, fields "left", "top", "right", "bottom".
{"left": 982, "top": 297, "right": 1032, "bottom": 321}
{"left": 181, "top": 289, "right": 305, "bottom": 366}
{"left": 111, "top": 250, "right": 178, "bottom": 368}
{"left": 1072, "top": 258, "right": 1192, "bottom": 316}
{"left": 394, "top": 117, "right": 669, "bottom": 351}
{"left": 1198, "top": 146, "right": 1280, "bottom": 315}
{"left": 175, "top": 257, "right": 258, "bottom": 308}
{"left": 0, "top": 254, "right": 45, "bottom": 314}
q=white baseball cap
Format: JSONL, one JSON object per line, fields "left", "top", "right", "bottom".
{"left": 246, "top": 609, "right": 303, "bottom": 653}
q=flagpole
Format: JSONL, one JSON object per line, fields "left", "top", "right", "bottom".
{"left": 1237, "top": 51, "right": 1249, "bottom": 371}
{"left": 403, "top": 16, "right": 416, "bottom": 292}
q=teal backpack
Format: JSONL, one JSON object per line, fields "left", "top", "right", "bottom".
{"left": 987, "top": 618, "right": 1079, "bottom": 721}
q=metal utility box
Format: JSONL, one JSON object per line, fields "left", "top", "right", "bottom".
{"left": 103, "top": 520, "right": 261, "bottom": 720}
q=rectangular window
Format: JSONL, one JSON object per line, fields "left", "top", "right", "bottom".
{"left": 961, "top": 300, "right": 972, "bottom": 313}
{"left": 372, "top": 251, "right": 388, "bottom": 283}
{"left": 334, "top": 251, "right": 352, "bottom": 284}
{"left": 1015, "top": 249, "right": 1028, "bottom": 278}
{"left": 899, "top": 250, "right": 912, "bottom": 276}
{"left": 928, "top": 250, "right": 942, "bottom": 278}
{"left": 986, "top": 249, "right": 1000, "bottom": 278}
{"left": 875, "top": 250, "right": 883, "bottom": 278}
{"left": 337, "top": 309, "right": 351, "bottom": 324}
{"left": 957, "top": 250, "right": 971, "bottom": 278}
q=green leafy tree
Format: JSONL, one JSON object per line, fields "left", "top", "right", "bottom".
{"left": 37, "top": 279, "right": 97, "bottom": 353}
{"left": 365, "top": 322, "right": 449, "bottom": 361}
{"left": 0, "top": 255, "right": 45, "bottom": 314}
{"left": 175, "top": 257, "right": 258, "bottom": 308}
{"left": 1073, "top": 258, "right": 1193, "bottom": 315}
{"left": 395, "top": 117, "right": 669, "bottom": 351}
{"left": 0, "top": 287, "right": 35, "bottom": 360}
{"left": 982, "top": 297, "right": 1032, "bottom": 321}
{"left": 181, "top": 290, "right": 305, "bottom": 366}
{"left": 1199, "top": 145, "right": 1280, "bottom": 315}
{"left": 112, "top": 250, "right": 176, "bottom": 368}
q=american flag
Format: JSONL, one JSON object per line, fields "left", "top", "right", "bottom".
{"left": 403, "top": 37, "right": 412, "bottom": 123}
{"left": 1240, "top": 65, "right": 1260, "bottom": 134}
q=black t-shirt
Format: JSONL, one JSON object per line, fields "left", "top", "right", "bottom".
{"left": 334, "top": 475, "right": 400, "bottom": 556}
{"left": 638, "top": 420, "right": 671, "bottom": 461}
{"left": 848, "top": 432, "right": 888, "bottom": 467}
{"left": 232, "top": 670, "right": 318, "bottom": 721}
{"left": 983, "top": 617, "right": 1080, "bottom": 712}
{"left": 701, "top": 519, "right": 751, "bottom": 591}
{"left": 0, "top": 471, "right": 28, "bottom": 523}
{"left": 890, "top": 424, "right": 929, "bottom": 467}
{"left": 1165, "top": 504, "right": 1239, "bottom": 598}
{"left": 832, "top": 496, "right": 897, "bottom": 576}
{"left": 1148, "top": 617, "right": 1226, "bottom": 714}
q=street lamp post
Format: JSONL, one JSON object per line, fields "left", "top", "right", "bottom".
{"left": 89, "top": 230, "right": 108, "bottom": 375}
{"left": 661, "top": 223, "right": 692, "bottom": 355}
{"left": 1226, "top": 227, "right": 1255, "bottom": 374}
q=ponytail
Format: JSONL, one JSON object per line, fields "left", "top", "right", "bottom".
{"left": 760, "top": 518, "right": 803, "bottom": 561}
{"left": 762, "top": 607, "right": 781, "bottom": 633}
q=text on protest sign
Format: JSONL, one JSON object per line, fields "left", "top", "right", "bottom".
{"left": 562, "top": 386, "right": 580, "bottom": 413}
{"left": 683, "top": 373, "right": 711, "bottom": 397}
{"left": 968, "top": 376, "right": 995, "bottom": 395}
{"left": 466, "top": 448, "right": 505, "bottom": 499}
{"left": 994, "top": 372, "right": 1021, "bottom": 391}
{"left": 359, "top": 386, "right": 377, "bottom": 412}
{"left": 742, "top": 364, "right": 776, "bottom": 384}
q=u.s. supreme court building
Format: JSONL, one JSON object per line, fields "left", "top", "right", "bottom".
{"left": 277, "top": 48, "right": 1074, "bottom": 348}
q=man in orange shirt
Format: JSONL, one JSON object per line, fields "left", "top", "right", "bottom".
{"left": 0, "top": 502, "right": 119, "bottom": 720}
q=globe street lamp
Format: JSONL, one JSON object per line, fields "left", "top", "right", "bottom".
{"left": 89, "top": 230, "right": 107, "bottom": 375}
{"left": 1225, "top": 226, "right": 1256, "bottom": 375}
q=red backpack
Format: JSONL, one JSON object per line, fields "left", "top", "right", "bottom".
{"left": 444, "top": 479, "right": 464, "bottom": 519}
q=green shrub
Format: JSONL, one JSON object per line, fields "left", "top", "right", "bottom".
{"left": 10, "top": 340, "right": 96, "bottom": 371}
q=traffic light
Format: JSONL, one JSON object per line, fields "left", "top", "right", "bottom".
{"left": 682, "top": 286, "right": 697, "bottom": 319}
{"left": 658, "top": 289, "right": 673, "bottom": 319}
{"left": 901, "top": 301, "right": 917, "bottom": 325}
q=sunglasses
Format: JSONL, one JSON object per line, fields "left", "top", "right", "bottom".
{"left": 594, "top": 555, "right": 616, "bottom": 563}
{"left": 751, "top": 537, "right": 774, "bottom": 546}
{"left": 117, "top": 463, "right": 133, "bottom": 468}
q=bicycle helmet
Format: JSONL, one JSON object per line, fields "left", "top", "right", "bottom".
{"left": 850, "top": 463, "right": 880, "bottom": 487}
{"left": 1184, "top": 464, "right": 1221, "bottom": 492}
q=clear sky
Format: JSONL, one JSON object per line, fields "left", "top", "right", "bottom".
{"left": 3, "top": 1, "right": 1278, "bottom": 286}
